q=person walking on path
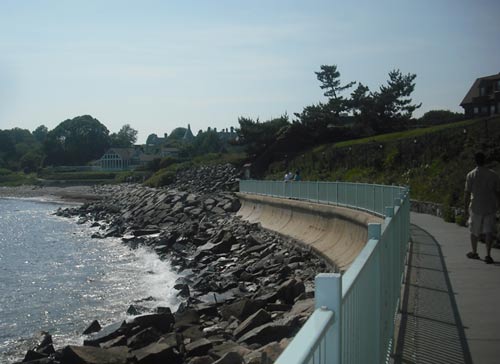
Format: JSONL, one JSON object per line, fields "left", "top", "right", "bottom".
{"left": 464, "top": 152, "right": 500, "bottom": 264}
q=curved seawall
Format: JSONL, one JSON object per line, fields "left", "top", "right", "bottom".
{"left": 236, "top": 193, "right": 382, "bottom": 271}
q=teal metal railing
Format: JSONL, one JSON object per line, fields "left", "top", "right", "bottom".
{"left": 239, "top": 180, "right": 410, "bottom": 364}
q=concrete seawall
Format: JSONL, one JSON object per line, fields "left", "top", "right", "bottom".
{"left": 236, "top": 193, "right": 382, "bottom": 272}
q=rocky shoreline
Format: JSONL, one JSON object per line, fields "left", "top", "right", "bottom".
{"left": 16, "top": 164, "right": 329, "bottom": 364}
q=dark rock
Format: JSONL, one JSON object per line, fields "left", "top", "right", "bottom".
{"left": 130, "top": 313, "right": 175, "bottom": 333}
{"left": 60, "top": 345, "right": 128, "bottom": 364}
{"left": 15, "top": 358, "right": 52, "bottom": 364}
{"left": 174, "top": 309, "right": 200, "bottom": 329}
{"left": 266, "top": 303, "right": 292, "bottom": 312}
{"left": 83, "top": 320, "right": 102, "bottom": 335}
{"left": 185, "top": 338, "right": 213, "bottom": 357}
{"left": 209, "top": 341, "right": 251, "bottom": 360}
{"left": 237, "top": 322, "right": 291, "bottom": 345}
{"left": 99, "top": 335, "right": 127, "bottom": 349}
{"left": 176, "top": 284, "right": 190, "bottom": 298}
{"left": 37, "top": 344, "right": 55, "bottom": 355}
{"left": 130, "top": 340, "right": 182, "bottom": 364}
{"left": 222, "top": 199, "right": 241, "bottom": 212}
{"left": 211, "top": 206, "right": 225, "bottom": 214}
{"left": 254, "top": 340, "right": 289, "bottom": 363}
{"left": 197, "top": 232, "right": 236, "bottom": 254}
{"left": 181, "top": 325, "right": 204, "bottom": 340}
{"left": 277, "top": 279, "right": 305, "bottom": 304}
{"left": 126, "top": 304, "right": 147, "bottom": 316}
{"left": 35, "top": 331, "right": 53, "bottom": 349}
{"left": 220, "top": 299, "right": 263, "bottom": 321}
{"left": 83, "top": 321, "right": 126, "bottom": 347}
{"left": 187, "top": 356, "right": 214, "bottom": 364}
{"left": 233, "top": 309, "right": 272, "bottom": 339}
{"left": 23, "top": 350, "right": 47, "bottom": 362}
{"left": 155, "top": 306, "right": 172, "bottom": 315}
{"left": 193, "top": 303, "right": 218, "bottom": 317}
{"left": 213, "top": 351, "right": 244, "bottom": 364}
{"left": 288, "top": 298, "right": 314, "bottom": 317}
{"left": 127, "top": 327, "right": 161, "bottom": 350}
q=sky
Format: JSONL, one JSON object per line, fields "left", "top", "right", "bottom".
{"left": 0, "top": 0, "right": 499, "bottom": 143}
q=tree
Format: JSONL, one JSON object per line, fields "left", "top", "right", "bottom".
{"left": 191, "top": 130, "right": 224, "bottom": 155}
{"left": 349, "top": 83, "right": 376, "bottom": 134}
{"left": 375, "top": 69, "right": 421, "bottom": 122}
{"left": 349, "top": 70, "right": 421, "bottom": 133}
{"left": 315, "top": 65, "right": 356, "bottom": 116}
{"left": 237, "top": 114, "right": 290, "bottom": 156}
{"left": 110, "top": 124, "right": 138, "bottom": 148}
{"left": 44, "top": 115, "right": 110, "bottom": 166}
{"left": 33, "top": 125, "right": 49, "bottom": 143}
{"left": 0, "top": 128, "right": 41, "bottom": 170}
{"left": 20, "top": 150, "right": 43, "bottom": 172}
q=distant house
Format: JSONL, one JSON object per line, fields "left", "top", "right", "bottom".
{"left": 99, "top": 146, "right": 180, "bottom": 171}
{"left": 160, "top": 147, "right": 180, "bottom": 158}
{"left": 183, "top": 124, "right": 195, "bottom": 142}
{"left": 461, "top": 73, "right": 500, "bottom": 117}
{"left": 99, "top": 148, "right": 136, "bottom": 170}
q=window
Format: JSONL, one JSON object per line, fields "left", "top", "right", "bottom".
{"left": 480, "top": 87, "right": 486, "bottom": 96}
{"left": 491, "top": 105, "right": 495, "bottom": 115}
{"left": 474, "top": 107, "right": 479, "bottom": 114}
{"left": 497, "top": 80, "right": 500, "bottom": 90}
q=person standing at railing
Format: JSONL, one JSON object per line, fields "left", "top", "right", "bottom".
{"left": 284, "top": 171, "right": 293, "bottom": 182}
{"left": 464, "top": 152, "right": 500, "bottom": 264}
{"left": 293, "top": 169, "right": 302, "bottom": 181}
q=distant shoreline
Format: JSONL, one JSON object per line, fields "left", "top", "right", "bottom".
{"left": 0, "top": 185, "right": 105, "bottom": 204}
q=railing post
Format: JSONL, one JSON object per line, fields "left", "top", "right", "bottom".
{"left": 316, "top": 273, "right": 342, "bottom": 364}
{"left": 368, "top": 223, "right": 382, "bottom": 363}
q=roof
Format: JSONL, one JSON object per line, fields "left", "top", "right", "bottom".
{"left": 183, "top": 124, "right": 194, "bottom": 141}
{"left": 461, "top": 73, "right": 500, "bottom": 106}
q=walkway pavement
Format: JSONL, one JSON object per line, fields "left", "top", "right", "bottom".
{"left": 394, "top": 212, "right": 500, "bottom": 364}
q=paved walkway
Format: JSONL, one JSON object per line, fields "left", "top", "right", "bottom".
{"left": 394, "top": 212, "right": 500, "bottom": 364}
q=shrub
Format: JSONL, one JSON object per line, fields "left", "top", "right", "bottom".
{"left": 143, "top": 169, "right": 176, "bottom": 188}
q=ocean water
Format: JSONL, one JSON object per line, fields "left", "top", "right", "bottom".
{"left": 0, "top": 198, "right": 179, "bottom": 363}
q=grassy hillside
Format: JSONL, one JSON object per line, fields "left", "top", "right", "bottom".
{"left": 266, "top": 116, "right": 500, "bottom": 213}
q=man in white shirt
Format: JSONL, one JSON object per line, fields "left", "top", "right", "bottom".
{"left": 464, "top": 152, "right": 500, "bottom": 264}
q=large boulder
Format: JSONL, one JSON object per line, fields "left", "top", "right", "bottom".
{"left": 60, "top": 345, "right": 128, "bottom": 364}
{"left": 233, "top": 309, "right": 272, "bottom": 339}
{"left": 83, "top": 320, "right": 102, "bottom": 335}
{"left": 220, "top": 299, "right": 263, "bottom": 321}
{"left": 84, "top": 321, "right": 127, "bottom": 347}
{"left": 237, "top": 323, "right": 291, "bottom": 346}
{"left": 277, "top": 278, "right": 305, "bottom": 304}
{"left": 129, "top": 312, "right": 175, "bottom": 333}
{"left": 185, "top": 338, "right": 213, "bottom": 357}
{"left": 174, "top": 309, "right": 201, "bottom": 329}
{"left": 127, "top": 327, "right": 161, "bottom": 350}
{"left": 209, "top": 341, "right": 251, "bottom": 360}
{"left": 213, "top": 351, "right": 244, "bottom": 364}
{"left": 130, "top": 339, "right": 182, "bottom": 364}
